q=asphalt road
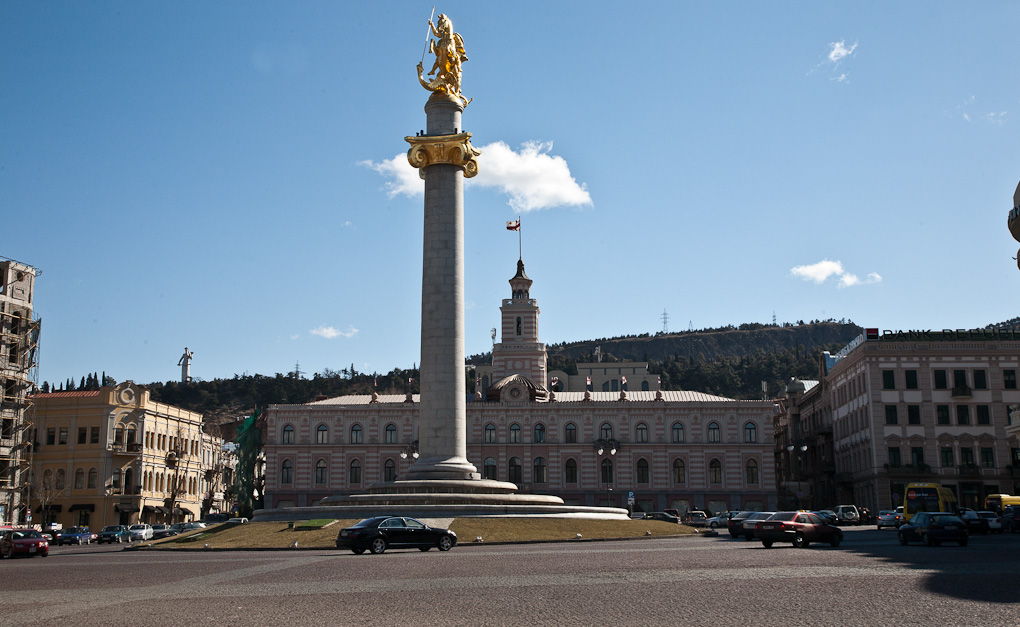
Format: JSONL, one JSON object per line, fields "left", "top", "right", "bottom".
{"left": 1, "top": 527, "right": 1018, "bottom": 626}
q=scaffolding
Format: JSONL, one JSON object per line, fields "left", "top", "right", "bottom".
{"left": 0, "top": 256, "right": 41, "bottom": 525}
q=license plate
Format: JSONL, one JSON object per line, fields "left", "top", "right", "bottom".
{"left": 761, "top": 524, "right": 776, "bottom": 530}
{"left": 945, "top": 525, "right": 958, "bottom": 530}
{"left": 30, "top": 547, "right": 36, "bottom": 553}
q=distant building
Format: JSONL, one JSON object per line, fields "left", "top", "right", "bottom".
{"left": 264, "top": 259, "right": 778, "bottom": 515}
{"left": 30, "top": 382, "right": 228, "bottom": 528}
{"left": 776, "top": 329, "right": 1020, "bottom": 511}
{"left": 0, "top": 258, "right": 40, "bottom": 525}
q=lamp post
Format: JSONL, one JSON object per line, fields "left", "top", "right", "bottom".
{"left": 594, "top": 438, "right": 620, "bottom": 507}
{"left": 399, "top": 441, "right": 420, "bottom": 462}
{"left": 787, "top": 444, "right": 808, "bottom": 509}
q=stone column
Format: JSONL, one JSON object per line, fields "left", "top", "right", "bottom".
{"left": 404, "top": 93, "right": 481, "bottom": 481}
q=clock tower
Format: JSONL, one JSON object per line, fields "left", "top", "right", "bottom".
{"left": 491, "top": 258, "right": 548, "bottom": 391}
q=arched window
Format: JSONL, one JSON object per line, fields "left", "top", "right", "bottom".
{"left": 600, "top": 423, "right": 613, "bottom": 440}
{"left": 601, "top": 458, "right": 614, "bottom": 484}
{"left": 483, "top": 457, "right": 497, "bottom": 480}
{"left": 124, "top": 468, "right": 133, "bottom": 492}
{"left": 565, "top": 458, "right": 578, "bottom": 483}
{"left": 509, "top": 424, "right": 521, "bottom": 443}
{"left": 126, "top": 427, "right": 136, "bottom": 444}
{"left": 534, "top": 423, "right": 546, "bottom": 443}
{"left": 641, "top": 380, "right": 649, "bottom": 391}
{"left": 484, "top": 424, "right": 497, "bottom": 443}
{"left": 74, "top": 468, "right": 85, "bottom": 489}
{"left": 56, "top": 469, "right": 66, "bottom": 490}
{"left": 281, "top": 460, "right": 293, "bottom": 484}
{"left": 516, "top": 317, "right": 522, "bottom": 335}
{"left": 508, "top": 457, "right": 522, "bottom": 484}
{"left": 384, "top": 458, "right": 397, "bottom": 482}
{"left": 673, "top": 459, "right": 685, "bottom": 484}
{"left": 316, "top": 424, "right": 328, "bottom": 444}
{"left": 87, "top": 468, "right": 98, "bottom": 489}
{"left": 564, "top": 423, "right": 577, "bottom": 443}
{"left": 708, "top": 422, "right": 720, "bottom": 443}
{"left": 349, "top": 459, "right": 362, "bottom": 484}
{"left": 533, "top": 457, "right": 548, "bottom": 483}
{"left": 744, "top": 422, "right": 757, "bottom": 443}
{"left": 43, "top": 469, "right": 52, "bottom": 488}
{"left": 315, "top": 459, "right": 327, "bottom": 484}
{"left": 636, "top": 458, "right": 649, "bottom": 483}
{"left": 709, "top": 459, "right": 722, "bottom": 484}
{"left": 282, "top": 424, "right": 295, "bottom": 444}
{"left": 746, "top": 459, "right": 759, "bottom": 484}
{"left": 672, "top": 422, "right": 684, "bottom": 443}
{"left": 385, "top": 424, "right": 397, "bottom": 444}
{"left": 636, "top": 423, "right": 648, "bottom": 443}
{"left": 350, "top": 424, "right": 363, "bottom": 444}
{"left": 114, "top": 426, "right": 123, "bottom": 444}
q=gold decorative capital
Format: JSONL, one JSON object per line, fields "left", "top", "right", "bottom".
{"left": 404, "top": 132, "right": 481, "bottom": 178}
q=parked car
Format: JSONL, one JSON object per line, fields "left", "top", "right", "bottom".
{"left": 335, "top": 516, "right": 457, "bottom": 555}
{"left": 127, "top": 524, "right": 153, "bottom": 541}
{"left": 1, "top": 529, "right": 49, "bottom": 558}
{"left": 226, "top": 518, "right": 249, "bottom": 525}
{"left": 684, "top": 511, "right": 708, "bottom": 527}
{"left": 1000, "top": 507, "right": 1020, "bottom": 533}
{"left": 958, "top": 510, "right": 990, "bottom": 535}
{"left": 57, "top": 527, "right": 93, "bottom": 545}
{"left": 898, "top": 512, "right": 968, "bottom": 547}
{"left": 706, "top": 512, "right": 732, "bottom": 529}
{"left": 151, "top": 524, "right": 177, "bottom": 539}
{"left": 833, "top": 505, "right": 860, "bottom": 525}
{"left": 643, "top": 512, "right": 680, "bottom": 524}
{"left": 755, "top": 512, "right": 843, "bottom": 548}
{"left": 97, "top": 525, "right": 131, "bottom": 544}
{"left": 726, "top": 511, "right": 757, "bottom": 538}
{"left": 813, "top": 510, "right": 838, "bottom": 525}
{"left": 876, "top": 510, "right": 900, "bottom": 529}
{"left": 740, "top": 512, "right": 777, "bottom": 540}
{"left": 976, "top": 511, "right": 1003, "bottom": 533}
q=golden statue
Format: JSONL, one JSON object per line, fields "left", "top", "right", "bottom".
{"left": 417, "top": 13, "right": 471, "bottom": 106}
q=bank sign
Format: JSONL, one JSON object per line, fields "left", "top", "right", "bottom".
{"left": 878, "top": 328, "right": 1020, "bottom": 341}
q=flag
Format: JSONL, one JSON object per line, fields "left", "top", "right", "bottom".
{"left": 373, "top": 377, "right": 378, "bottom": 388}
{"left": 551, "top": 376, "right": 559, "bottom": 388}
{"left": 506, "top": 219, "right": 520, "bottom": 231}
{"left": 408, "top": 377, "right": 414, "bottom": 385}
{"left": 586, "top": 376, "right": 591, "bottom": 389}
{"left": 621, "top": 376, "right": 628, "bottom": 389}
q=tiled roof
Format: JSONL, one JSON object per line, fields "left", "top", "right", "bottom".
{"left": 31, "top": 391, "right": 102, "bottom": 398}
{"left": 302, "top": 390, "right": 769, "bottom": 406}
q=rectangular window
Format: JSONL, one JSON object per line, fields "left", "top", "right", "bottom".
{"left": 936, "top": 405, "right": 950, "bottom": 425}
{"left": 911, "top": 447, "right": 925, "bottom": 466}
{"left": 907, "top": 405, "right": 921, "bottom": 425}
{"left": 953, "top": 370, "right": 967, "bottom": 388}
{"left": 90, "top": 426, "right": 99, "bottom": 444}
{"left": 905, "top": 370, "right": 918, "bottom": 390}
{"left": 59, "top": 427, "right": 68, "bottom": 445}
{"left": 981, "top": 448, "right": 995, "bottom": 468}
{"left": 46, "top": 428, "right": 55, "bottom": 446}
{"left": 957, "top": 405, "right": 970, "bottom": 425}
{"left": 934, "top": 370, "right": 948, "bottom": 389}
{"left": 973, "top": 369, "right": 987, "bottom": 390}
{"left": 961, "top": 448, "right": 975, "bottom": 465}
{"left": 884, "top": 405, "right": 898, "bottom": 425}
{"left": 882, "top": 370, "right": 896, "bottom": 390}
{"left": 77, "top": 427, "right": 87, "bottom": 444}
{"left": 888, "top": 448, "right": 901, "bottom": 467}
{"left": 941, "top": 447, "right": 954, "bottom": 467}
{"left": 1004, "top": 369, "right": 1017, "bottom": 390}
{"left": 976, "top": 405, "right": 990, "bottom": 425}
{"left": 1012, "top": 448, "right": 1020, "bottom": 465}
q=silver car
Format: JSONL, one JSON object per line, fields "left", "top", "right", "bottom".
{"left": 127, "top": 524, "right": 153, "bottom": 541}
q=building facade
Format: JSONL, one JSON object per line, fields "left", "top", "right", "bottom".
{"left": 265, "top": 260, "right": 778, "bottom": 515}
{"left": 30, "top": 382, "right": 226, "bottom": 528}
{"left": 776, "top": 329, "right": 1020, "bottom": 512}
{"left": 0, "top": 258, "right": 40, "bottom": 525}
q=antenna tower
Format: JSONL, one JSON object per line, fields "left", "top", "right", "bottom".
{"left": 772, "top": 311, "right": 777, "bottom": 326}
{"left": 661, "top": 308, "right": 669, "bottom": 333}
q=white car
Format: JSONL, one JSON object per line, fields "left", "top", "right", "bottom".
{"left": 976, "top": 511, "right": 1003, "bottom": 533}
{"left": 127, "top": 524, "right": 153, "bottom": 541}
{"left": 226, "top": 517, "right": 249, "bottom": 524}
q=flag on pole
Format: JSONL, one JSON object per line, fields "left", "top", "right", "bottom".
{"left": 506, "top": 219, "right": 520, "bottom": 231}
{"left": 373, "top": 377, "right": 378, "bottom": 388}
{"left": 621, "top": 376, "right": 628, "bottom": 389}
{"left": 586, "top": 375, "right": 591, "bottom": 390}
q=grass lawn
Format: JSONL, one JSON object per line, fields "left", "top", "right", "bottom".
{"left": 146, "top": 518, "right": 699, "bottom": 550}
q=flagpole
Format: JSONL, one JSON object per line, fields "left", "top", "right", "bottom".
{"left": 518, "top": 215, "right": 522, "bottom": 259}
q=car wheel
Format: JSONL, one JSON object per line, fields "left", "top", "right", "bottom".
{"left": 830, "top": 535, "right": 841, "bottom": 548}
{"left": 898, "top": 532, "right": 908, "bottom": 545}
{"left": 351, "top": 548, "right": 366, "bottom": 555}
{"left": 923, "top": 533, "right": 934, "bottom": 547}
{"left": 437, "top": 535, "right": 454, "bottom": 551}
{"left": 792, "top": 533, "right": 806, "bottom": 548}
{"left": 710, "top": 522, "right": 718, "bottom": 529}
{"left": 369, "top": 538, "right": 387, "bottom": 554}
{"left": 958, "top": 538, "right": 968, "bottom": 547}
{"left": 419, "top": 547, "right": 431, "bottom": 552}
{"left": 761, "top": 540, "right": 773, "bottom": 548}
{"left": 76, "top": 537, "right": 82, "bottom": 545}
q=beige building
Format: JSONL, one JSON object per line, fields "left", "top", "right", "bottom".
{"left": 0, "top": 258, "right": 40, "bottom": 525}
{"left": 30, "top": 382, "right": 225, "bottom": 528}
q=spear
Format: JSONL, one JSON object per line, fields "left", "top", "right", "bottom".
{"left": 421, "top": 6, "right": 436, "bottom": 64}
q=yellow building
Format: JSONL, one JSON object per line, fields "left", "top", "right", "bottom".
{"left": 29, "top": 382, "right": 221, "bottom": 529}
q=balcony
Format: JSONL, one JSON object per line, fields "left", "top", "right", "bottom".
{"left": 883, "top": 462, "right": 932, "bottom": 477}
{"left": 951, "top": 385, "right": 972, "bottom": 398}
{"left": 958, "top": 463, "right": 980, "bottom": 477}
{"left": 110, "top": 442, "right": 142, "bottom": 456}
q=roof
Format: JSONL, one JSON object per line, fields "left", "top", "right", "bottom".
{"left": 32, "top": 390, "right": 102, "bottom": 398}
{"left": 301, "top": 390, "right": 765, "bottom": 406}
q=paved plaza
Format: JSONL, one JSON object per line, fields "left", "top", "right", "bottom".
{"left": 1, "top": 528, "right": 1018, "bottom": 626}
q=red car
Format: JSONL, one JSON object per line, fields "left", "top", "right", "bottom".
{"left": 755, "top": 512, "right": 844, "bottom": 548}
{"left": 0, "top": 528, "right": 50, "bottom": 558}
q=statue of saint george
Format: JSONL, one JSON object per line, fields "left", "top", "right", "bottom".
{"left": 417, "top": 13, "right": 471, "bottom": 106}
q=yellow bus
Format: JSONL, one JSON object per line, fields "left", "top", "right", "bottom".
{"left": 903, "top": 483, "right": 958, "bottom": 523}
{"left": 984, "top": 494, "right": 1020, "bottom": 512}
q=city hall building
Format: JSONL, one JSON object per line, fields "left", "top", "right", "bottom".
{"left": 264, "top": 260, "right": 778, "bottom": 515}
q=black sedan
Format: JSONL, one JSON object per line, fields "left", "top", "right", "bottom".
{"left": 755, "top": 512, "right": 843, "bottom": 548}
{"left": 642, "top": 512, "right": 680, "bottom": 524}
{"left": 898, "top": 512, "right": 968, "bottom": 547}
{"left": 336, "top": 516, "right": 457, "bottom": 554}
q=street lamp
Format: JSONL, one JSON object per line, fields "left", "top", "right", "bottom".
{"left": 399, "top": 440, "right": 420, "bottom": 461}
{"left": 786, "top": 445, "right": 808, "bottom": 509}
{"left": 594, "top": 438, "right": 620, "bottom": 507}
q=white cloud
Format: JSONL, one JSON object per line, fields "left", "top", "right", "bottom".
{"left": 309, "top": 325, "right": 359, "bottom": 339}
{"left": 828, "top": 40, "right": 858, "bottom": 63}
{"left": 361, "top": 140, "right": 592, "bottom": 212}
{"left": 983, "top": 111, "right": 1007, "bottom": 124}
{"left": 790, "top": 259, "right": 881, "bottom": 288}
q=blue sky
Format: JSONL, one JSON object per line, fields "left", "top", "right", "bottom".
{"left": 3, "top": 2, "right": 1018, "bottom": 387}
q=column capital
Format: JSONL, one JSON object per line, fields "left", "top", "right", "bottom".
{"left": 405, "top": 132, "right": 480, "bottom": 178}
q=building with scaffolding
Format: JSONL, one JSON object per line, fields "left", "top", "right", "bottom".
{"left": 0, "top": 257, "right": 41, "bottom": 525}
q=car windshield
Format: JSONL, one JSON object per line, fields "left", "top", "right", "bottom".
{"left": 129, "top": 525, "right": 146, "bottom": 530}
{"left": 768, "top": 512, "right": 797, "bottom": 521}
{"left": 977, "top": 512, "right": 996, "bottom": 519}
{"left": 353, "top": 517, "right": 390, "bottom": 528}
{"left": 879, "top": 510, "right": 894, "bottom": 516}
{"left": 102, "top": 526, "right": 122, "bottom": 532}
{"left": 14, "top": 530, "right": 42, "bottom": 539}
{"left": 930, "top": 515, "right": 963, "bottom": 524}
